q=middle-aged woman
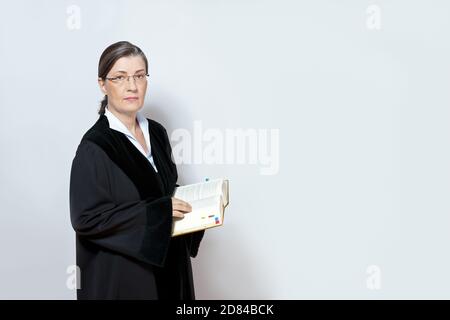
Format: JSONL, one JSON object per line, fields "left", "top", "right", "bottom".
{"left": 69, "top": 41, "right": 205, "bottom": 300}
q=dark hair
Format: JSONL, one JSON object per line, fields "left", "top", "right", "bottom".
{"left": 97, "top": 41, "right": 149, "bottom": 115}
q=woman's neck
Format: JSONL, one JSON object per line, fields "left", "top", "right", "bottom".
{"left": 107, "top": 105, "right": 138, "bottom": 135}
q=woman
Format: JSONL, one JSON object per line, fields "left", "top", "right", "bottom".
{"left": 69, "top": 41, "right": 205, "bottom": 300}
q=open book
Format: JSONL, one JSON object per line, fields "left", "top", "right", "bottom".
{"left": 171, "top": 178, "right": 229, "bottom": 237}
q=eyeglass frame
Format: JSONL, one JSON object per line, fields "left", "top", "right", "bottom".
{"left": 103, "top": 73, "right": 149, "bottom": 84}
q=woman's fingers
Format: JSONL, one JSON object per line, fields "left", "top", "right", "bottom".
{"left": 173, "top": 210, "right": 185, "bottom": 219}
{"left": 171, "top": 197, "right": 192, "bottom": 218}
{"left": 173, "top": 203, "right": 192, "bottom": 213}
{"left": 172, "top": 198, "right": 192, "bottom": 213}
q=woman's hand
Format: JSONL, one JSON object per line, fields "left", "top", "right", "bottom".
{"left": 171, "top": 197, "right": 192, "bottom": 219}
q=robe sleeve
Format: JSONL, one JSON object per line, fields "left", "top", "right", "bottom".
{"left": 188, "top": 230, "right": 205, "bottom": 258}
{"left": 69, "top": 141, "right": 173, "bottom": 267}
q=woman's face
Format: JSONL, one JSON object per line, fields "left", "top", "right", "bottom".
{"left": 98, "top": 55, "right": 148, "bottom": 115}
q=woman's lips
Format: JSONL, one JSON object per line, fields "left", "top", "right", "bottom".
{"left": 124, "top": 97, "right": 139, "bottom": 101}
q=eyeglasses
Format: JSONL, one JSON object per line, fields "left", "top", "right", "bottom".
{"left": 104, "top": 73, "right": 149, "bottom": 85}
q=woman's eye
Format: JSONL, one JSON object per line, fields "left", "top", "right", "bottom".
{"left": 116, "top": 76, "right": 125, "bottom": 80}
{"left": 136, "top": 75, "right": 145, "bottom": 79}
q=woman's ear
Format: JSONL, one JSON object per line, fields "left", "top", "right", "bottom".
{"left": 98, "top": 77, "right": 107, "bottom": 95}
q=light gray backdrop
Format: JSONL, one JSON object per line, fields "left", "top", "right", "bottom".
{"left": 1, "top": 0, "right": 450, "bottom": 299}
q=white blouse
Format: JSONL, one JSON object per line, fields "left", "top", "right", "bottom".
{"left": 104, "top": 106, "right": 158, "bottom": 172}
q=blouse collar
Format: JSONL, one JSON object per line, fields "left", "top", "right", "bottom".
{"left": 104, "top": 105, "right": 151, "bottom": 155}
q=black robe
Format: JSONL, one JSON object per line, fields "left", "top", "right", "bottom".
{"left": 69, "top": 114, "right": 205, "bottom": 300}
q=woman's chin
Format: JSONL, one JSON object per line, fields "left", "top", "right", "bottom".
{"left": 120, "top": 101, "right": 143, "bottom": 112}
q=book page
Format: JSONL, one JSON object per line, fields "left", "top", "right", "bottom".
{"left": 174, "top": 179, "right": 224, "bottom": 202}
{"left": 171, "top": 178, "right": 229, "bottom": 236}
{"left": 222, "top": 180, "right": 229, "bottom": 207}
{"left": 172, "top": 195, "right": 222, "bottom": 234}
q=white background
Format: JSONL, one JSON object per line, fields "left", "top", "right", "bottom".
{"left": 1, "top": 0, "right": 450, "bottom": 299}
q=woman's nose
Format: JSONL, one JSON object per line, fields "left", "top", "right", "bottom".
{"left": 126, "top": 80, "right": 138, "bottom": 91}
